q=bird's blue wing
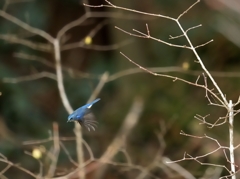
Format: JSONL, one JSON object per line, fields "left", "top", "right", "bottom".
{"left": 67, "top": 98, "right": 100, "bottom": 131}
{"left": 78, "top": 111, "right": 98, "bottom": 131}
{"left": 84, "top": 98, "right": 100, "bottom": 109}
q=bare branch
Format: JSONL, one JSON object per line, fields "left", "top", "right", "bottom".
{"left": 24, "top": 151, "right": 44, "bottom": 178}
{"left": 47, "top": 122, "right": 60, "bottom": 177}
{"left": 84, "top": 0, "right": 175, "bottom": 21}
{"left": 0, "top": 157, "right": 37, "bottom": 178}
{"left": 195, "top": 39, "right": 214, "bottom": 49}
{"left": 81, "top": 139, "right": 94, "bottom": 160}
{"left": 82, "top": 0, "right": 90, "bottom": 13}
{"left": 169, "top": 25, "right": 202, "bottom": 40}
{"left": 176, "top": 19, "right": 228, "bottom": 106}
{"left": 53, "top": 39, "right": 73, "bottom": 114}
{"left": 95, "top": 97, "right": 144, "bottom": 178}
{"left": 228, "top": 100, "right": 236, "bottom": 176}
{"left": 0, "top": 10, "right": 54, "bottom": 43}
{"left": 0, "top": 162, "right": 11, "bottom": 177}
{"left": 62, "top": 39, "right": 133, "bottom": 51}
{"left": 186, "top": 24, "right": 202, "bottom": 33}
{"left": 0, "top": 34, "right": 51, "bottom": 51}
{"left": 120, "top": 52, "right": 227, "bottom": 108}
{"left": 59, "top": 141, "right": 78, "bottom": 167}
{"left": 2, "top": 71, "right": 56, "bottom": 83}
{"left": 177, "top": 0, "right": 200, "bottom": 20}
{"left": 115, "top": 26, "right": 191, "bottom": 49}
{"left": 163, "top": 157, "right": 196, "bottom": 179}
{"left": 202, "top": 73, "right": 225, "bottom": 107}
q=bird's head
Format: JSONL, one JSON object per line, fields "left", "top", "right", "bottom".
{"left": 67, "top": 114, "right": 75, "bottom": 122}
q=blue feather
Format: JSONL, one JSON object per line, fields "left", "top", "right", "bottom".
{"left": 67, "top": 98, "right": 100, "bottom": 131}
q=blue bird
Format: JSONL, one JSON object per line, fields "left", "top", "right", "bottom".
{"left": 67, "top": 98, "right": 100, "bottom": 131}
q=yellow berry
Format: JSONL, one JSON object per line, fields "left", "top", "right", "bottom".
{"left": 182, "top": 62, "right": 189, "bottom": 70}
{"left": 84, "top": 36, "right": 92, "bottom": 45}
{"left": 32, "top": 148, "right": 42, "bottom": 159}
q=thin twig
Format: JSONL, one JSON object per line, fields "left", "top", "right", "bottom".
{"left": 120, "top": 52, "right": 227, "bottom": 108}
{"left": 195, "top": 39, "right": 214, "bottom": 49}
{"left": 47, "top": 122, "right": 60, "bottom": 177}
{"left": 2, "top": 72, "right": 57, "bottom": 83}
{"left": 177, "top": 0, "right": 200, "bottom": 20}
{"left": 0, "top": 34, "right": 51, "bottom": 51}
{"left": 87, "top": 72, "right": 109, "bottom": 103}
{"left": 115, "top": 26, "right": 191, "bottom": 49}
{"left": 84, "top": 0, "right": 175, "bottom": 21}
{"left": 62, "top": 39, "right": 133, "bottom": 51}
{"left": 163, "top": 157, "right": 196, "bottom": 179}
